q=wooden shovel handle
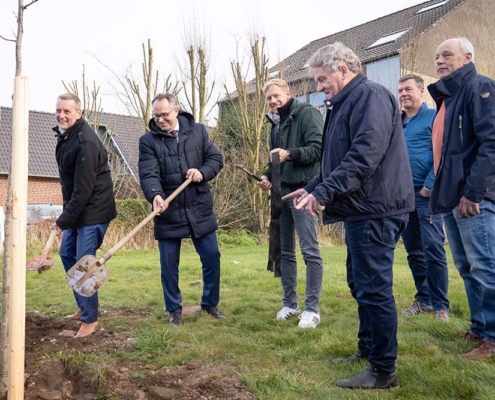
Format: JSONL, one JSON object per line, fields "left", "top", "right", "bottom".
{"left": 96, "top": 178, "right": 192, "bottom": 266}
{"left": 42, "top": 229, "right": 57, "bottom": 258}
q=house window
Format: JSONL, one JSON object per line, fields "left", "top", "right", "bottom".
{"left": 415, "top": 0, "right": 449, "bottom": 14}
{"left": 309, "top": 92, "right": 326, "bottom": 116}
{"left": 367, "top": 29, "right": 409, "bottom": 49}
{"left": 366, "top": 57, "right": 401, "bottom": 97}
{"left": 94, "top": 125, "right": 112, "bottom": 146}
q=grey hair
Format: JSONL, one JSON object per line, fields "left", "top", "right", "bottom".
{"left": 307, "top": 42, "right": 362, "bottom": 73}
{"left": 57, "top": 93, "right": 81, "bottom": 109}
{"left": 455, "top": 37, "right": 475, "bottom": 62}
{"left": 152, "top": 93, "right": 178, "bottom": 107}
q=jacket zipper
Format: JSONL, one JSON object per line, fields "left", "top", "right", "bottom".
{"left": 459, "top": 115, "right": 463, "bottom": 147}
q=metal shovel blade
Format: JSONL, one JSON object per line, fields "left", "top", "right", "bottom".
{"left": 26, "top": 255, "right": 56, "bottom": 271}
{"left": 65, "top": 179, "right": 193, "bottom": 298}
{"left": 27, "top": 229, "right": 57, "bottom": 272}
{"left": 66, "top": 255, "right": 108, "bottom": 297}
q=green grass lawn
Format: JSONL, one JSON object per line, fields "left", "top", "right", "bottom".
{"left": 20, "top": 242, "right": 495, "bottom": 399}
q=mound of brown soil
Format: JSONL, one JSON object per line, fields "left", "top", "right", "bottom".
{"left": 1, "top": 309, "right": 258, "bottom": 400}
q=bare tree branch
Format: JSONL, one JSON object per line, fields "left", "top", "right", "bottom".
{"left": 0, "top": 33, "right": 16, "bottom": 42}
{"left": 220, "top": 35, "right": 271, "bottom": 231}
{"left": 89, "top": 40, "right": 179, "bottom": 130}
{"left": 23, "top": 0, "right": 39, "bottom": 10}
{"left": 176, "top": 13, "right": 216, "bottom": 123}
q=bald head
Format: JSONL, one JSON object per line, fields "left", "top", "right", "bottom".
{"left": 435, "top": 37, "right": 474, "bottom": 79}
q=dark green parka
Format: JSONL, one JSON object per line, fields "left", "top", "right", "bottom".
{"left": 263, "top": 98, "right": 323, "bottom": 195}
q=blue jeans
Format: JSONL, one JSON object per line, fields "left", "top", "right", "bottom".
{"left": 280, "top": 199, "right": 323, "bottom": 313}
{"left": 443, "top": 200, "right": 495, "bottom": 342}
{"left": 59, "top": 222, "right": 109, "bottom": 323}
{"left": 344, "top": 214, "right": 408, "bottom": 374}
{"left": 401, "top": 191, "right": 449, "bottom": 311}
{"left": 158, "top": 231, "right": 221, "bottom": 313}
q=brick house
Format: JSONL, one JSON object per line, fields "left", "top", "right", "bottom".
{"left": 267, "top": 0, "right": 494, "bottom": 112}
{"left": 0, "top": 107, "right": 145, "bottom": 209}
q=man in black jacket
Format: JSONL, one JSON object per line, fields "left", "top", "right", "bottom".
{"left": 284, "top": 43, "right": 414, "bottom": 389}
{"left": 428, "top": 37, "right": 495, "bottom": 359}
{"left": 52, "top": 93, "right": 117, "bottom": 338}
{"left": 138, "top": 93, "right": 224, "bottom": 326}
{"left": 258, "top": 79, "right": 324, "bottom": 328}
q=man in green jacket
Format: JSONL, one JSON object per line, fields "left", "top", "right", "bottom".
{"left": 258, "top": 78, "right": 324, "bottom": 328}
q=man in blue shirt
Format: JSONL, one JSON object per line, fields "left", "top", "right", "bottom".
{"left": 398, "top": 74, "right": 450, "bottom": 321}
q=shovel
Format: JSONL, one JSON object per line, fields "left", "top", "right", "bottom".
{"left": 26, "top": 229, "right": 57, "bottom": 272}
{"left": 66, "top": 178, "right": 192, "bottom": 297}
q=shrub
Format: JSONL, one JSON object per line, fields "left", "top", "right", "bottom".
{"left": 216, "top": 229, "right": 258, "bottom": 248}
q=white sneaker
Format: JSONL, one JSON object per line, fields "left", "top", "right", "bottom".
{"left": 298, "top": 311, "right": 320, "bottom": 328}
{"left": 276, "top": 306, "right": 301, "bottom": 320}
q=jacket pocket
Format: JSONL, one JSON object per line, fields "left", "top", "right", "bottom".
{"left": 193, "top": 183, "right": 214, "bottom": 217}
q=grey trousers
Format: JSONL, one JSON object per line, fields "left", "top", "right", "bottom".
{"left": 279, "top": 198, "right": 324, "bottom": 313}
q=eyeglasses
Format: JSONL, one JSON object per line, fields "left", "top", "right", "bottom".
{"left": 153, "top": 108, "right": 177, "bottom": 121}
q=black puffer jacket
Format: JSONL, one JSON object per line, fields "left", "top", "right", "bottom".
{"left": 54, "top": 118, "right": 117, "bottom": 230}
{"left": 428, "top": 63, "right": 495, "bottom": 214}
{"left": 138, "top": 111, "right": 223, "bottom": 239}
{"left": 307, "top": 74, "right": 414, "bottom": 224}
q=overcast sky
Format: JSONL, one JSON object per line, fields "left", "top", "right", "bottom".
{"left": 0, "top": 0, "right": 427, "bottom": 116}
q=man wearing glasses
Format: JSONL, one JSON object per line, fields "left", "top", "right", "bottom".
{"left": 138, "top": 93, "right": 225, "bottom": 326}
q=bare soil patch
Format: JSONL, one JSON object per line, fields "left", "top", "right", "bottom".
{"left": 2, "top": 309, "right": 258, "bottom": 400}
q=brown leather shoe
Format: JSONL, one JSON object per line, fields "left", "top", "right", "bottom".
{"left": 457, "top": 330, "right": 482, "bottom": 342}
{"left": 64, "top": 308, "right": 82, "bottom": 320}
{"left": 460, "top": 339, "right": 495, "bottom": 359}
{"left": 74, "top": 322, "right": 99, "bottom": 338}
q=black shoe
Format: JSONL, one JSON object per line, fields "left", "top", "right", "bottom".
{"left": 204, "top": 306, "right": 226, "bottom": 319}
{"left": 332, "top": 350, "right": 367, "bottom": 364}
{"left": 335, "top": 365, "right": 399, "bottom": 389}
{"left": 169, "top": 312, "right": 183, "bottom": 326}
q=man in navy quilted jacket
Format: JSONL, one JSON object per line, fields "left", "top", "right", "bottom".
{"left": 138, "top": 93, "right": 225, "bottom": 327}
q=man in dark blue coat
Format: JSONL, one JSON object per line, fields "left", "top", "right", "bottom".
{"left": 52, "top": 93, "right": 117, "bottom": 338}
{"left": 428, "top": 37, "right": 495, "bottom": 359}
{"left": 284, "top": 42, "right": 414, "bottom": 389}
{"left": 138, "top": 93, "right": 224, "bottom": 326}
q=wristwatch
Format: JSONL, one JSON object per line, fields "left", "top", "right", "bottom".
{"left": 285, "top": 149, "right": 291, "bottom": 161}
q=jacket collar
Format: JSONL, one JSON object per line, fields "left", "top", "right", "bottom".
{"left": 149, "top": 110, "right": 195, "bottom": 136}
{"left": 401, "top": 102, "right": 428, "bottom": 119}
{"left": 428, "top": 62, "right": 477, "bottom": 100}
{"left": 52, "top": 117, "right": 85, "bottom": 138}
{"left": 265, "top": 98, "right": 308, "bottom": 125}
{"left": 277, "top": 98, "right": 293, "bottom": 119}
{"left": 324, "top": 73, "right": 366, "bottom": 107}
